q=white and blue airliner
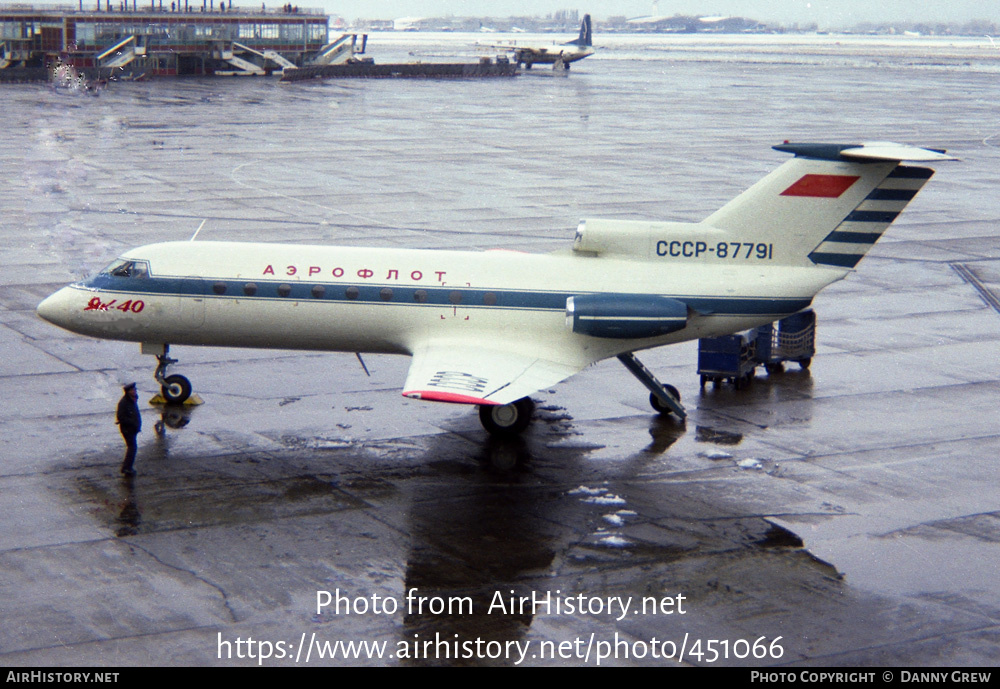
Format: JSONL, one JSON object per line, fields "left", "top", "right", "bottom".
{"left": 37, "top": 142, "right": 954, "bottom": 434}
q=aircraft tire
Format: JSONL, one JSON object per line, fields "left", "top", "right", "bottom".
{"left": 161, "top": 374, "right": 192, "bottom": 405}
{"left": 479, "top": 397, "right": 534, "bottom": 435}
{"left": 650, "top": 385, "right": 680, "bottom": 416}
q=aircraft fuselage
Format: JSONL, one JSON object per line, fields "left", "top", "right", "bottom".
{"left": 38, "top": 240, "right": 836, "bottom": 369}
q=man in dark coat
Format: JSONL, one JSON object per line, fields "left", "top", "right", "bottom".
{"left": 116, "top": 382, "right": 141, "bottom": 476}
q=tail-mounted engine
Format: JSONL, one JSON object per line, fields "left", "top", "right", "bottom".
{"left": 566, "top": 294, "right": 688, "bottom": 339}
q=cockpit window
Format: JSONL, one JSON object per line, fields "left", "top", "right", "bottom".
{"left": 102, "top": 259, "right": 149, "bottom": 278}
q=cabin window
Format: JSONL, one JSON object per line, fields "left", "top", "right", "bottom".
{"left": 345, "top": 286, "right": 359, "bottom": 300}
{"left": 449, "top": 291, "right": 462, "bottom": 305}
{"left": 213, "top": 281, "right": 227, "bottom": 295}
{"left": 380, "top": 287, "right": 394, "bottom": 301}
{"left": 243, "top": 283, "right": 257, "bottom": 296}
{"left": 483, "top": 292, "right": 498, "bottom": 306}
{"left": 277, "top": 283, "right": 292, "bottom": 298}
{"left": 311, "top": 285, "right": 326, "bottom": 299}
{"left": 413, "top": 289, "right": 427, "bottom": 303}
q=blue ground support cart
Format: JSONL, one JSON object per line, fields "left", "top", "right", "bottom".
{"left": 698, "top": 309, "right": 817, "bottom": 387}
{"left": 697, "top": 332, "right": 757, "bottom": 389}
{"left": 754, "top": 310, "right": 816, "bottom": 373}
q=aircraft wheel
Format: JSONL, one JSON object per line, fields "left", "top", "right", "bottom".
{"left": 799, "top": 358, "right": 812, "bottom": 370}
{"left": 479, "top": 397, "right": 534, "bottom": 435}
{"left": 650, "top": 384, "right": 680, "bottom": 416}
{"left": 161, "top": 374, "right": 192, "bottom": 404}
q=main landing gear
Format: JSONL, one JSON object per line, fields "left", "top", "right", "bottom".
{"left": 476, "top": 353, "right": 684, "bottom": 436}
{"left": 147, "top": 343, "right": 193, "bottom": 404}
{"left": 479, "top": 397, "right": 535, "bottom": 436}
{"left": 617, "top": 352, "right": 686, "bottom": 421}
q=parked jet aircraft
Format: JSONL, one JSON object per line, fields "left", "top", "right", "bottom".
{"left": 504, "top": 14, "right": 593, "bottom": 69}
{"left": 36, "top": 142, "right": 953, "bottom": 435}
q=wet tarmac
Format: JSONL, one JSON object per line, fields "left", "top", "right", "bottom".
{"left": 2, "top": 34, "right": 1000, "bottom": 666}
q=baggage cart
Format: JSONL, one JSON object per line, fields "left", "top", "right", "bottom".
{"left": 697, "top": 332, "right": 757, "bottom": 389}
{"left": 755, "top": 309, "right": 816, "bottom": 373}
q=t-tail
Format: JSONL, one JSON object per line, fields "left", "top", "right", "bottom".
{"left": 564, "top": 14, "right": 592, "bottom": 47}
{"left": 571, "top": 142, "right": 954, "bottom": 272}
{"left": 704, "top": 142, "right": 956, "bottom": 269}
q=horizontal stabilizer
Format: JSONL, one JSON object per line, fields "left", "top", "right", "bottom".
{"left": 840, "top": 142, "right": 957, "bottom": 162}
{"left": 773, "top": 141, "right": 957, "bottom": 162}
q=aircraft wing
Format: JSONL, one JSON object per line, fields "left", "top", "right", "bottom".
{"left": 401, "top": 342, "right": 582, "bottom": 406}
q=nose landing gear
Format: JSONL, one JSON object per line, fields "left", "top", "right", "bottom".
{"left": 147, "top": 343, "right": 193, "bottom": 404}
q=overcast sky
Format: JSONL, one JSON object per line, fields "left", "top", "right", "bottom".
{"left": 316, "top": 1, "right": 1000, "bottom": 27}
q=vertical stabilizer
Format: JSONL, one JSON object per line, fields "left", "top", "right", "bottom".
{"left": 565, "top": 14, "right": 592, "bottom": 47}
{"left": 703, "top": 142, "right": 954, "bottom": 268}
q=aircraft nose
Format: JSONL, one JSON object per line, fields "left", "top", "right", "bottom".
{"left": 36, "top": 287, "right": 78, "bottom": 330}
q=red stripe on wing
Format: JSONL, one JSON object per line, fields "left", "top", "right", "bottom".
{"left": 403, "top": 390, "right": 498, "bottom": 405}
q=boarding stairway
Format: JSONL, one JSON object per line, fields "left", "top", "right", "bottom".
{"left": 309, "top": 33, "right": 367, "bottom": 66}
{"left": 0, "top": 43, "right": 9, "bottom": 69}
{"left": 261, "top": 49, "right": 297, "bottom": 72}
{"left": 214, "top": 42, "right": 297, "bottom": 75}
{"left": 97, "top": 35, "right": 145, "bottom": 69}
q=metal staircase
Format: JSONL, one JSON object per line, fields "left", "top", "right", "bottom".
{"left": 97, "top": 35, "right": 144, "bottom": 69}
{"left": 310, "top": 33, "right": 367, "bottom": 66}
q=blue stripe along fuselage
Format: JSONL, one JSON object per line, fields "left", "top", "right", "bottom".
{"left": 82, "top": 273, "right": 812, "bottom": 319}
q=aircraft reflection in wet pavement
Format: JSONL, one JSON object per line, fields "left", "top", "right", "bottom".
{"left": 37, "top": 142, "right": 954, "bottom": 435}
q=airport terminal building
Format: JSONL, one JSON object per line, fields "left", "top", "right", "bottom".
{"left": 0, "top": 2, "right": 333, "bottom": 78}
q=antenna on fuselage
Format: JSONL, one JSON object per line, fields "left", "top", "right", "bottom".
{"left": 355, "top": 352, "right": 371, "bottom": 377}
{"left": 190, "top": 219, "right": 206, "bottom": 241}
